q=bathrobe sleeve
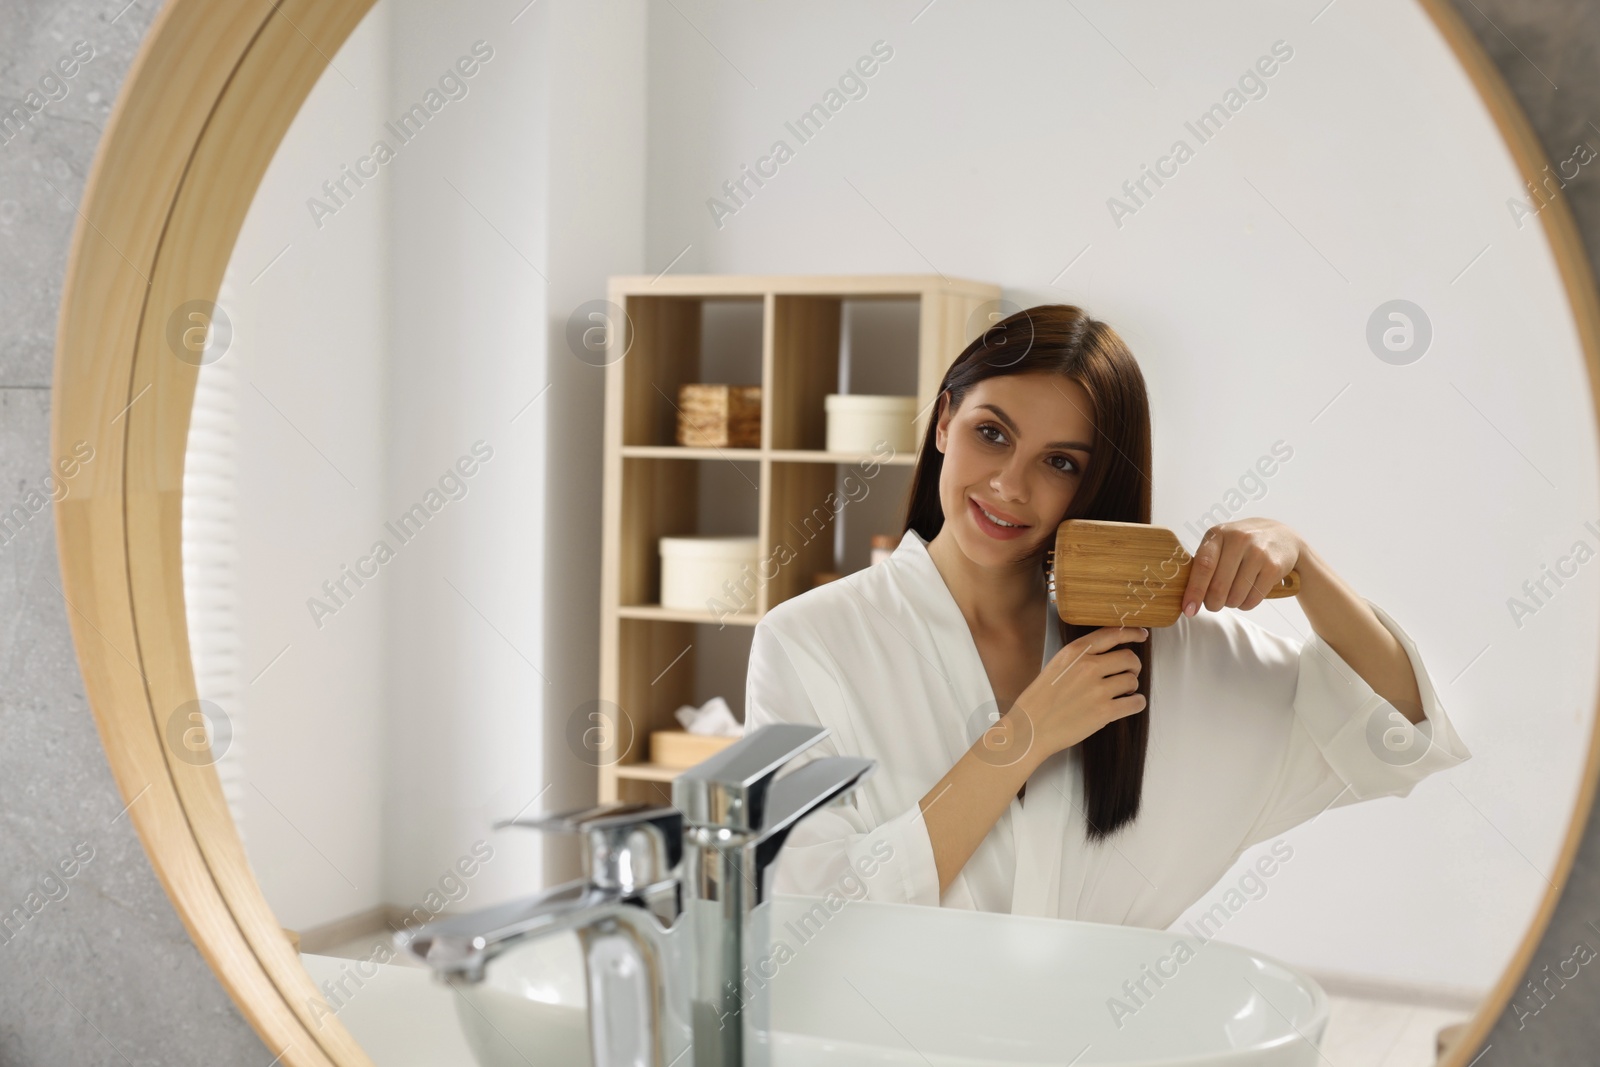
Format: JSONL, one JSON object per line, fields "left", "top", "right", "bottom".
{"left": 1223, "top": 598, "right": 1473, "bottom": 850}
{"left": 743, "top": 619, "right": 944, "bottom": 906}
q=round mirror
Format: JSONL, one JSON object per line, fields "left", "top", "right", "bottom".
{"left": 54, "top": 0, "right": 1600, "bottom": 1064}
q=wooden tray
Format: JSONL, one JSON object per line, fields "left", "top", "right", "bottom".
{"left": 649, "top": 730, "right": 741, "bottom": 769}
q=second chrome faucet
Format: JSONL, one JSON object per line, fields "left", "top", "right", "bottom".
{"left": 399, "top": 722, "right": 876, "bottom": 1067}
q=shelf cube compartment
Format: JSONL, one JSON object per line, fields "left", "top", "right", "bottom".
{"left": 619, "top": 296, "right": 763, "bottom": 448}
{"left": 617, "top": 454, "right": 760, "bottom": 611}
{"left": 607, "top": 618, "right": 753, "bottom": 805}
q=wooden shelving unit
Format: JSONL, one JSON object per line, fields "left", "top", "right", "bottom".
{"left": 596, "top": 274, "right": 1001, "bottom": 803}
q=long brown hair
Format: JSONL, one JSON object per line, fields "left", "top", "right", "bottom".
{"left": 903, "top": 304, "right": 1152, "bottom": 841}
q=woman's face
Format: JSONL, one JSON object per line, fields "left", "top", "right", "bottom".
{"left": 934, "top": 371, "right": 1096, "bottom": 566}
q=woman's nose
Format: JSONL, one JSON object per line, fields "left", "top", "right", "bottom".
{"left": 990, "top": 461, "right": 1028, "bottom": 503}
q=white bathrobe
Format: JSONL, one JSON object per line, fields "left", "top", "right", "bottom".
{"left": 744, "top": 529, "right": 1471, "bottom": 927}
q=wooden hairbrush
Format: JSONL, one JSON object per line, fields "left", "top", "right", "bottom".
{"left": 1044, "top": 519, "right": 1300, "bottom": 627}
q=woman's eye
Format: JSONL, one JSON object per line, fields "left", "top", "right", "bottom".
{"left": 977, "top": 424, "right": 1005, "bottom": 444}
{"left": 1050, "top": 455, "right": 1079, "bottom": 474}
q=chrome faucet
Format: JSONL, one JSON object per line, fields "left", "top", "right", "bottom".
{"left": 400, "top": 802, "right": 690, "bottom": 1064}
{"left": 673, "top": 723, "right": 875, "bottom": 1066}
{"left": 398, "top": 723, "right": 874, "bottom": 1067}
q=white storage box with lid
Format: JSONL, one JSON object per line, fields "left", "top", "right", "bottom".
{"left": 659, "top": 535, "right": 759, "bottom": 613}
{"left": 824, "top": 393, "right": 918, "bottom": 454}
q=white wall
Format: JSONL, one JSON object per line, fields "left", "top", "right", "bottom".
{"left": 640, "top": 0, "right": 1600, "bottom": 995}
{"left": 199, "top": 2, "right": 393, "bottom": 931}
{"left": 537, "top": 0, "right": 651, "bottom": 884}
{"left": 378, "top": 0, "right": 551, "bottom": 916}
{"left": 197, "top": 0, "right": 649, "bottom": 928}
{"left": 379, "top": 0, "right": 648, "bottom": 908}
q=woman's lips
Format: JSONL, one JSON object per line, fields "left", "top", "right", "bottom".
{"left": 969, "top": 497, "right": 1029, "bottom": 541}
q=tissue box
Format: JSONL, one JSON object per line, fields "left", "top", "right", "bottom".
{"left": 676, "top": 384, "right": 761, "bottom": 448}
{"left": 650, "top": 730, "right": 739, "bottom": 769}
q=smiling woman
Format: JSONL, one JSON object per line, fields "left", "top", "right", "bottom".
{"left": 910, "top": 304, "right": 1153, "bottom": 833}
{"left": 744, "top": 304, "right": 1473, "bottom": 941}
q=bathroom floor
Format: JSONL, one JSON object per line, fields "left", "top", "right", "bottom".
{"left": 319, "top": 928, "right": 429, "bottom": 968}
{"left": 310, "top": 934, "right": 1474, "bottom": 1065}
{"left": 1321, "top": 994, "right": 1474, "bottom": 1067}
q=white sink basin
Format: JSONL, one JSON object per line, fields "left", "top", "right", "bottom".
{"left": 451, "top": 896, "right": 1328, "bottom": 1067}
{"left": 756, "top": 897, "right": 1328, "bottom": 1066}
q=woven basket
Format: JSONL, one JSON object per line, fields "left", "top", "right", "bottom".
{"left": 677, "top": 384, "right": 761, "bottom": 448}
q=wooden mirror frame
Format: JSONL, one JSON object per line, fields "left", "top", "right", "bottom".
{"left": 50, "top": 0, "right": 1600, "bottom": 1063}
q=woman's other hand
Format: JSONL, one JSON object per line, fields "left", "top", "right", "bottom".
{"left": 1003, "top": 625, "right": 1149, "bottom": 762}
{"left": 1181, "top": 517, "right": 1304, "bottom": 617}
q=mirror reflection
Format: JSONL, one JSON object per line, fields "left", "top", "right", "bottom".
{"left": 178, "top": 1, "right": 1600, "bottom": 1064}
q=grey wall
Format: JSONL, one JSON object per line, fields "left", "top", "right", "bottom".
{"left": 0, "top": 1, "right": 1596, "bottom": 1064}
{"left": 0, "top": 2, "right": 277, "bottom": 1065}
{"left": 1449, "top": 2, "right": 1600, "bottom": 1059}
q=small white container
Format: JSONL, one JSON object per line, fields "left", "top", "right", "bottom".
{"left": 825, "top": 394, "right": 918, "bottom": 454}
{"left": 659, "top": 535, "right": 760, "bottom": 613}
